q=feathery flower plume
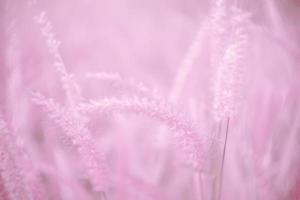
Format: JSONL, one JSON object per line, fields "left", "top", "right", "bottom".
{"left": 0, "top": 117, "right": 36, "bottom": 200}
{"left": 31, "top": 5, "right": 110, "bottom": 192}
{"left": 33, "top": 9, "right": 82, "bottom": 106}
{"left": 31, "top": 92, "right": 110, "bottom": 192}
{"left": 79, "top": 96, "right": 206, "bottom": 171}
{"left": 212, "top": 5, "right": 250, "bottom": 121}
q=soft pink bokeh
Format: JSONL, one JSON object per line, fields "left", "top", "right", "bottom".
{"left": 1, "top": 0, "right": 300, "bottom": 199}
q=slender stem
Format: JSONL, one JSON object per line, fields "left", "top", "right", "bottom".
{"left": 199, "top": 173, "right": 205, "bottom": 200}
{"left": 218, "top": 118, "right": 230, "bottom": 200}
